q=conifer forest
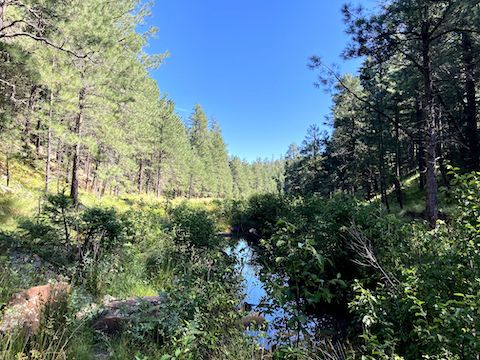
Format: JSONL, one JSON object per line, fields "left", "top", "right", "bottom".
{"left": 1, "top": 1, "right": 480, "bottom": 359}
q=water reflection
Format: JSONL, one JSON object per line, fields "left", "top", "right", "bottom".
{"left": 228, "top": 239, "right": 301, "bottom": 347}
{"left": 227, "top": 239, "right": 342, "bottom": 349}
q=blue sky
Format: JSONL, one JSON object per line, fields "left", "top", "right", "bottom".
{"left": 146, "top": 1, "right": 376, "bottom": 161}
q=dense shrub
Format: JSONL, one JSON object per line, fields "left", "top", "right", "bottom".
{"left": 233, "top": 193, "right": 418, "bottom": 351}
{"left": 1, "top": 197, "right": 249, "bottom": 359}
{"left": 349, "top": 170, "right": 480, "bottom": 359}
{"left": 169, "top": 203, "right": 219, "bottom": 249}
{"left": 230, "top": 193, "right": 291, "bottom": 238}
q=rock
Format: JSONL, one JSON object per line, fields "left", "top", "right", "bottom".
{"left": 0, "top": 282, "right": 70, "bottom": 335}
{"left": 9, "top": 251, "right": 61, "bottom": 282}
{"left": 92, "top": 296, "right": 163, "bottom": 334}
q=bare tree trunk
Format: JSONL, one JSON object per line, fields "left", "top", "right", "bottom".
{"left": 5, "top": 154, "right": 10, "bottom": 187}
{"left": 155, "top": 152, "right": 165, "bottom": 198}
{"left": 155, "top": 168, "right": 161, "bottom": 198}
{"left": 92, "top": 160, "right": 98, "bottom": 193}
{"left": 56, "top": 139, "right": 63, "bottom": 163}
{"left": 462, "top": 32, "right": 479, "bottom": 171}
{"left": 45, "top": 91, "right": 53, "bottom": 193}
{"left": 375, "top": 69, "right": 390, "bottom": 211}
{"left": 23, "top": 85, "right": 37, "bottom": 152}
{"left": 379, "top": 127, "right": 389, "bottom": 210}
{"left": 101, "top": 178, "right": 108, "bottom": 197}
{"left": 84, "top": 154, "right": 91, "bottom": 190}
{"left": 64, "top": 154, "right": 70, "bottom": 184}
{"left": 365, "top": 168, "right": 374, "bottom": 200}
{"left": 436, "top": 107, "right": 449, "bottom": 191}
{"left": 45, "top": 127, "right": 51, "bottom": 192}
{"left": 394, "top": 114, "right": 403, "bottom": 209}
{"left": 145, "top": 170, "right": 151, "bottom": 194}
{"left": 34, "top": 119, "right": 41, "bottom": 156}
{"left": 421, "top": 22, "right": 438, "bottom": 228}
{"left": 415, "top": 101, "right": 426, "bottom": 190}
{"left": 188, "top": 173, "right": 194, "bottom": 199}
{"left": 70, "top": 87, "right": 85, "bottom": 207}
{"left": 417, "top": 141, "right": 426, "bottom": 190}
{"left": 407, "top": 138, "right": 415, "bottom": 174}
{"left": 373, "top": 176, "right": 379, "bottom": 194}
{"left": 138, "top": 159, "right": 144, "bottom": 193}
{"left": 0, "top": 2, "right": 6, "bottom": 31}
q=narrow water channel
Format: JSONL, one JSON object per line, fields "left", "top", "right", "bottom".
{"left": 228, "top": 239, "right": 277, "bottom": 346}
{"left": 228, "top": 239, "right": 344, "bottom": 349}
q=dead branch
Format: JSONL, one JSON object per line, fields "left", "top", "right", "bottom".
{"left": 348, "top": 225, "right": 399, "bottom": 289}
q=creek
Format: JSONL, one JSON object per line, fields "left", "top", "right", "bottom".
{"left": 227, "top": 239, "right": 345, "bottom": 348}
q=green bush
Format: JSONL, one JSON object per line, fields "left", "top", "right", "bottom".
{"left": 169, "top": 203, "right": 218, "bottom": 249}
{"left": 349, "top": 170, "right": 480, "bottom": 359}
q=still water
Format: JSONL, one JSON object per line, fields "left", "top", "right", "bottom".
{"left": 227, "top": 239, "right": 279, "bottom": 346}
{"left": 228, "top": 239, "right": 342, "bottom": 348}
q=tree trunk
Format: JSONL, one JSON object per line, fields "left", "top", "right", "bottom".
{"left": 23, "top": 85, "right": 37, "bottom": 152}
{"left": 365, "top": 175, "right": 372, "bottom": 200}
{"left": 5, "top": 154, "right": 10, "bottom": 187}
{"left": 145, "top": 170, "right": 151, "bottom": 194}
{"left": 70, "top": 87, "right": 86, "bottom": 207}
{"left": 138, "top": 159, "right": 144, "bottom": 193}
{"left": 56, "top": 139, "right": 63, "bottom": 163}
{"left": 45, "top": 127, "right": 51, "bottom": 193}
{"left": 379, "top": 137, "right": 389, "bottom": 210}
{"left": 407, "top": 138, "right": 415, "bottom": 174}
{"left": 462, "top": 32, "right": 479, "bottom": 171}
{"left": 436, "top": 107, "right": 450, "bottom": 191}
{"left": 45, "top": 91, "right": 53, "bottom": 193}
{"left": 84, "top": 154, "right": 91, "bottom": 190}
{"left": 394, "top": 116, "right": 403, "bottom": 209}
{"left": 188, "top": 173, "right": 194, "bottom": 199}
{"left": 0, "top": 2, "right": 5, "bottom": 32}
{"left": 35, "top": 118, "right": 41, "bottom": 156}
{"left": 92, "top": 161, "right": 98, "bottom": 194}
{"left": 101, "top": 178, "right": 108, "bottom": 197}
{"left": 64, "top": 151, "right": 70, "bottom": 184}
{"left": 415, "top": 101, "right": 426, "bottom": 190}
{"left": 155, "top": 152, "right": 164, "bottom": 198}
{"left": 155, "top": 168, "right": 161, "bottom": 198}
{"left": 421, "top": 23, "right": 439, "bottom": 228}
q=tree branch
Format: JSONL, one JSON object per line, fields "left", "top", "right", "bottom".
{"left": 0, "top": 78, "right": 26, "bottom": 105}
{"left": 0, "top": 32, "right": 87, "bottom": 58}
{"left": 348, "top": 225, "right": 399, "bottom": 290}
{"left": 310, "top": 59, "right": 417, "bottom": 139}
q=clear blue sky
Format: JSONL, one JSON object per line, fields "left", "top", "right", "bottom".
{"left": 146, "top": 1, "right": 376, "bottom": 161}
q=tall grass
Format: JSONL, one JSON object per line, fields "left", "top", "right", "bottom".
{"left": 0, "top": 315, "right": 90, "bottom": 360}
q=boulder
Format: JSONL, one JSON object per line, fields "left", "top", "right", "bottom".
{"left": 0, "top": 282, "right": 70, "bottom": 335}
{"left": 92, "top": 296, "right": 163, "bottom": 334}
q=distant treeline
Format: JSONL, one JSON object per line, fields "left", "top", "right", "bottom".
{"left": 0, "top": 0, "right": 283, "bottom": 201}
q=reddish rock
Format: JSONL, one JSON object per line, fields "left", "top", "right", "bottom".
{"left": 0, "top": 282, "right": 70, "bottom": 335}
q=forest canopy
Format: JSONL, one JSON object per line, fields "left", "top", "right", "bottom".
{"left": 0, "top": 0, "right": 283, "bottom": 202}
